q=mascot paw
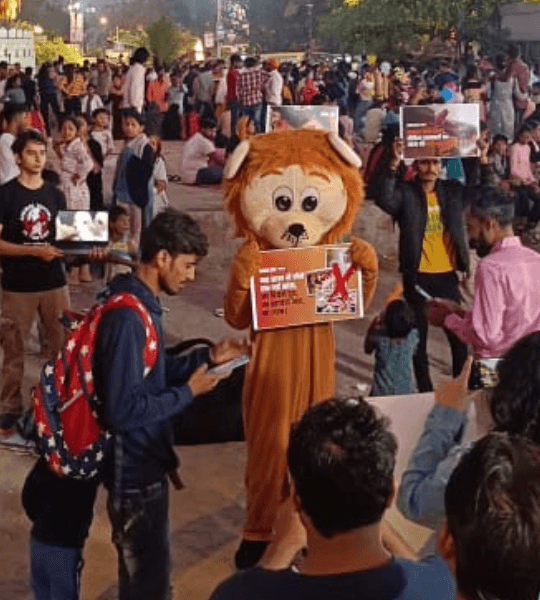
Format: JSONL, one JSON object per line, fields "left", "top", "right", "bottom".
{"left": 349, "top": 237, "right": 379, "bottom": 309}
{"left": 234, "top": 241, "right": 262, "bottom": 288}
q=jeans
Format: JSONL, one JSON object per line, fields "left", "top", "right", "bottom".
{"left": 107, "top": 478, "right": 172, "bottom": 600}
{"left": 30, "top": 537, "right": 83, "bottom": 600}
{"left": 241, "top": 104, "right": 263, "bottom": 133}
{"left": 404, "top": 271, "right": 468, "bottom": 393}
{"left": 228, "top": 99, "right": 240, "bottom": 137}
{"left": 40, "top": 93, "right": 60, "bottom": 136}
{"left": 64, "top": 97, "right": 82, "bottom": 116}
{"left": 196, "top": 166, "right": 223, "bottom": 185}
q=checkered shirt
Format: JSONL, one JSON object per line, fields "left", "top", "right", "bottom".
{"left": 237, "top": 68, "right": 269, "bottom": 107}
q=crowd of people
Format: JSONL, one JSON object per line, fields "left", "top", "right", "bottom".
{"left": 0, "top": 41, "right": 540, "bottom": 600}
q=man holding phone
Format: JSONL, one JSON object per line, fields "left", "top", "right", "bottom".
{"left": 427, "top": 186, "right": 540, "bottom": 369}
{"left": 373, "top": 136, "right": 492, "bottom": 392}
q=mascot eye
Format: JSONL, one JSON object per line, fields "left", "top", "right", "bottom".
{"left": 273, "top": 187, "right": 293, "bottom": 212}
{"left": 301, "top": 188, "right": 320, "bottom": 212}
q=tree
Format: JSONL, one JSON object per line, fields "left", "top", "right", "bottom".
{"left": 146, "top": 16, "right": 182, "bottom": 64}
{"left": 35, "top": 37, "right": 84, "bottom": 65}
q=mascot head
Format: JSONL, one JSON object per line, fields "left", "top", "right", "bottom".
{"left": 224, "top": 129, "right": 364, "bottom": 249}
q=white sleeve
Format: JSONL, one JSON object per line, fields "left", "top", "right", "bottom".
{"left": 0, "top": 145, "right": 20, "bottom": 185}
{"left": 153, "top": 156, "right": 167, "bottom": 180}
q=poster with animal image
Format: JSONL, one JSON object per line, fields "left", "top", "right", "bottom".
{"left": 400, "top": 104, "right": 480, "bottom": 160}
{"left": 250, "top": 245, "right": 364, "bottom": 331}
{"left": 265, "top": 106, "right": 339, "bottom": 135}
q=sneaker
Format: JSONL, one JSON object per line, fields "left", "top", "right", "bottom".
{"left": 234, "top": 540, "right": 270, "bottom": 570}
{"left": 0, "top": 430, "right": 36, "bottom": 453}
{"left": 0, "top": 413, "right": 18, "bottom": 435}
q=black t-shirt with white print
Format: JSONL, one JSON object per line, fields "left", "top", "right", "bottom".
{"left": 0, "top": 178, "right": 66, "bottom": 292}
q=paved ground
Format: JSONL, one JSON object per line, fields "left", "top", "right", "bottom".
{"left": 0, "top": 141, "right": 475, "bottom": 599}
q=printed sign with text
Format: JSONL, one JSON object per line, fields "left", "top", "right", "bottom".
{"left": 250, "top": 245, "right": 364, "bottom": 331}
{"left": 400, "top": 103, "right": 480, "bottom": 160}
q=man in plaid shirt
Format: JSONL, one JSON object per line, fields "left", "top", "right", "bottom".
{"left": 238, "top": 57, "right": 269, "bottom": 133}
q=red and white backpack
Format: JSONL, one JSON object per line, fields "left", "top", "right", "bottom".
{"left": 33, "top": 293, "right": 158, "bottom": 479}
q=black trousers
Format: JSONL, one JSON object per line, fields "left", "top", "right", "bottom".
{"left": 404, "top": 271, "right": 468, "bottom": 392}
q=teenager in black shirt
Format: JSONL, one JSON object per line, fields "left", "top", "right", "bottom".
{"left": 0, "top": 130, "right": 68, "bottom": 434}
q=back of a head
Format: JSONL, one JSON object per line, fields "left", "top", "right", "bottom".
{"left": 140, "top": 209, "right": 208, "bottom": 264}
{"left": 133, "top": 47, "right": 149, "bottom": 65}
{"left": 245, "top": 57, "right": 257, "bottom": 69}
{"left": 2, "top": 102, "right": 26, "bottom": 127}
{"left": 469, "top": 185, "right": 514, "bottom": 227}
{"left": 445, "top": 433, "right": 540, "bottom": 600}
{"left": 287, "top": 397, "right": 397, "bottom": 538}
{"left": 384, "top": 299, "right": 415, "bottom": 339}
{"left": 490, "top": 331, "right": 540, "bottom": 444}
{"left": 508, "top": 44, "right": 520, "bottom": 59}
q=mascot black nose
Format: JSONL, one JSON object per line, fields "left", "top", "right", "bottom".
{"left": 288, "top": 223, "right": 306, "bottom": 238}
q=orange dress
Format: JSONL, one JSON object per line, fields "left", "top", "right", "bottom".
{"left": 224, "top": 237, "right": 378, "bottom": 540}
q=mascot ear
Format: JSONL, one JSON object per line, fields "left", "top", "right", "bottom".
{"left": 224, "top": 140, "right": 251, "bottom": 180}
{"left": 328, "top": 132, "right": 362, "bottom": 169}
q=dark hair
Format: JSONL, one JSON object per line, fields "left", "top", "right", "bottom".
{"left": 245, "top": 57, "right": 258, "bottom": 69}
{"left": 2, "top": 102, "right": 27, "bottom": 124}
{"left": 132, "top": 47, "right": 150, "bottom": 64}
{"left": 508, "top": 43, "right": 520, "bottom": 59}
{"left": 489, "top": 332, "right": 540, "bottom": 444}
{"left": 61, "top": 116, "right": 79, "bottom": 130}
{"left": 492, "top": 133, "right": 508, "bottom": 144}
{"left": 121, "top": 107, "right": 145, "bottom": 126}
{"left": 311, "top": 94, "right": 328, "bottom": 105}
{"left": 469, "top": 185, "right": 514, "bottom": 227}
{"left": 287, "top": 397, "right": 397, "bottom": 538}
{"left": 140, "top": 209, "right": 209, "bottom": 263}
{"left": 201, "top": 118, "right": 217, "bottom": 130}
{"left": 230, "top": 53, "right": 242, "bottom": 66}
{"left": 12, "top": 130, "right": 46, "bottom": 155}
{"left": 445, "top": 433, "right": 540, "bottom": 600}
{"left": 384, "top": 299, "right": 416, "bottom": 339}
{"left": 109, "top": 205, "right": 129, "bottom": 223}
{"left": 25, "top": 66, "right": 33, "bottom": 76}
{"left": 514, "top": 121, "right": 534, "bottom": 143}
{"left": 92, "top": 107, "right": 110, "bottom": 120}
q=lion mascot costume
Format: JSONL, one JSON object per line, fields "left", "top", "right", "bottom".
{"left": 223, "top": 129, "right": 379, "bottom": 567}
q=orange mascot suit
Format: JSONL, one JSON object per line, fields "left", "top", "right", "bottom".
{"left": 223, "top": 129, "right": 379, "bottom": 562}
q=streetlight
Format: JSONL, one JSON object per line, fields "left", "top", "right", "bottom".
{"left": 34, "top": 25, "right": 44, "bottom": 35}
{"left": 305, "top": 3, "right": 314, "bottom": 62}
{"left": 99, "top": 16, "right": 108, "bottom": 26}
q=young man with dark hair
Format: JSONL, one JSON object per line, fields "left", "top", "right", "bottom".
{"left": 237, "top": 57, "right": 268, "bottom": 133}
{"left": 122, "top": 47, "right": 150, "bottom": 114}
{"left": 0, "top": 130, "right": 68, "bottom": 434}
{"left": 209, "top": 397, "right": 455, "bottom": 600}
{"left": 373, "top": 137, "right": 492, "bottom": 392}
{"left": 0, "top": 102, "right": 27, "bottom": 184}
{"left": 439, "top": 432, "right": 540, "bottom": 600}
{"left": 94, "top": 209, "right": 249, "bottom": 600}
{"left": 428, "top": 186, "right": 540, "bottom": 360}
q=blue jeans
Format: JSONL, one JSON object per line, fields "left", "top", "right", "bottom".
{"left": 241, "top": 104, "right": 263, "bottom": 133}
{"left": 228, "top": 99, "right": 240, "bottom": 138}
{"left": 30, "top": 538, "right": 83, "bottom": 600}
{"left": 107, "top": 478, "right": 171, "bottom": 600}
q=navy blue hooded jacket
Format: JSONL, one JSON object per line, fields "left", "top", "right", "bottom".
{"left": 93, "top": 273, "right": 209, "bottom": 490}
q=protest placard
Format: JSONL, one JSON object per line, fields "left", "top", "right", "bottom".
{"left": 265, "top": 105, "right": 339, "bottom": 134}
{"left": 250, "top": 245, "right": 363, "bottom": 331}
{"left": 400, "top": 103, "right": 480, "bottom": 160}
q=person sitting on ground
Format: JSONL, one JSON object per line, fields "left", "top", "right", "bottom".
{"left": 398, "top": 330, "right": 540, "bottom": 529}
{"left": 179, "top": 118, "right": 223, "bottom": 185}
{"left": 208, "top": 397, "right": 455, "bottom": 600}
{"left": 440, "top": 432, "right": 540, "bottom": 600}
{"left": 365, "top": 297, "right": 419, "bottom": 396}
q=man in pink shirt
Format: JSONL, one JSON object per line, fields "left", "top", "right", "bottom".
{"left": 427, "top": 187, "right": 540, "bottom": 359}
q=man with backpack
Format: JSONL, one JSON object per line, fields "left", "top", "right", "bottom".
{"left": 93, "top": 209, "right": 249, "bottom": 600}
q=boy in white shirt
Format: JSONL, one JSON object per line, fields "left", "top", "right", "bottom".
{"left": 91, "top": 108, "right": 114, "bottom": 160}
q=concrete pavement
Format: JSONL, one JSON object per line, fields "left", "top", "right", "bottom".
{"left": 0, "top": 140, "right": 459, "bottom": 599}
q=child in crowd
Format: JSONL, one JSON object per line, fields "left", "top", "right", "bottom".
{"left": 148, "top": 135, "right": 169, "bottom": 217}
{"left": 4, "top": 73, "right": 26, "bottom": 104}
{"left": 509, "top": 123, "right": 540, "bottom": 231}
{"left": 54, "top": 117, "right": 94, "bottom": 283}
{"left": 80, "top": 83, "right": 103, "bottom": 118}
{"left": 112, "top": 108, "right": 156, "bottom": 246}
{"left": 364, "top": 297, "right": 419, "bottom": 396}
{"left": 22, "top": 458, "right": 99, "bottom": 600}
{"left": 489, "top": 133, "right": 510, "bottom": 184}
{"left": 91, "top": 108, "right": 114, "bottom": 162}
{"left": 76, "top": 115, "right": 104, "bottom": 213}
{"left": 104, "top": 205, "right": 137, "bottom": 284}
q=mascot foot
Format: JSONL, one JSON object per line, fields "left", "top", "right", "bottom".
{"left": 234, "top": 540, "right": 270, "bottom": 570}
